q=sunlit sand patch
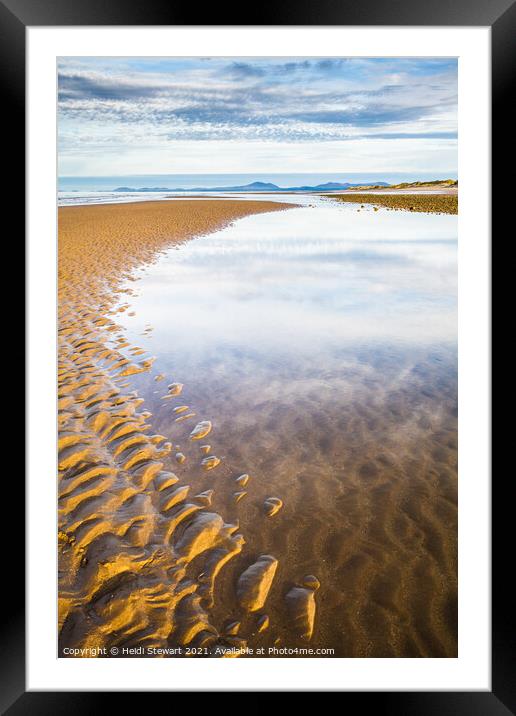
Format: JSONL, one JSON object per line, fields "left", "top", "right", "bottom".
{"left": 201, "top": 456, "right": 221, "bottom": 471}
{"left": 153, "top": 471, "right": 179, "bottom": 492}
{"left": 285, "top": 576, "right": 320, "bottom": 640}
{"left": 190, "top": 420, "right": 212, "bottom": 441}
{"left": 174, "top": 412, "right": 196, "bottom": 424}
{"left": 166, "top": 382, "right": 183, "bottom": 397}
{"left": 256, "top": 614, "right": 269, "bottom": 633}
{"left": 119, "top": 356, "right": 156, "bottom": 377}
{"left": 160, "top": 485, "right": 191, "bottom": 513}
{"left": 173, "top": 405, "right": 190, "bottom": 414}
{"left": 263, "top": 497, "right": 283, "bottom": 517}
{"left": 236, "top": 555, "right": 278, "bottom": 612}
{"left": 194, "top": 489, "right": 214, "bottom": 507}
{"left": 223, "top": 620, "right": 241, "bottom": 636}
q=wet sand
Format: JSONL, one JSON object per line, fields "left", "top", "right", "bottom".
{"left": 58, "top": 199, "right": 295, "bottom": 657}
{"left": 124, "top": 347, "right": 458, "bottom": 658}
{"left": 58, "top": 198, "right": 457, "bottom": 659}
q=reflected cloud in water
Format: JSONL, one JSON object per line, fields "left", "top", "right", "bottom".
{"left": 119, "top": 200, "right": 457, "bottom": 369}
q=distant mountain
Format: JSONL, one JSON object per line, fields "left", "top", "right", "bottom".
{"left": 112, "top": 180, "right": 390, "bottom": 193}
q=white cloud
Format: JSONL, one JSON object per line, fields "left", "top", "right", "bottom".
{"left": 58, "top": 57, "right": 457, "bottom": 176}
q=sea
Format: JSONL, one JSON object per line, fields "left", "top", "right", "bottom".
{"left": 58, "top": 172, "right": 456, "bottom": 206}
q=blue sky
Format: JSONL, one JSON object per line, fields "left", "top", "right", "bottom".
{"left": 58, "top": 57, "right": 457, "bottom": 176}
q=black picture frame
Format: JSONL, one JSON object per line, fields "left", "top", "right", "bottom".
{"left": 3, "top": 0, "right": 506, "bottom": 709}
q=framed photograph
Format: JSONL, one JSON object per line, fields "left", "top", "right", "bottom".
{"left": 4, "top": 0, "right": 507, "bottom": 707}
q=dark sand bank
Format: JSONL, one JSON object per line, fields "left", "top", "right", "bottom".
{"left": 326, "top": 193, "right": 458, "bottom": 214}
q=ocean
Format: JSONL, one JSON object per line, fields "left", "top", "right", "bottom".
{"left": 59, "top": 172, "right": 456, "bottom": 193}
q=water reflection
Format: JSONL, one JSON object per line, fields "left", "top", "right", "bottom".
{"left": 121, "top": 201, "right": 456, "bottom": 366}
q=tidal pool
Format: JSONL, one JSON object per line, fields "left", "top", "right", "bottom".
{"left": 116, "top": 197, "right": 458, "bottom": 657}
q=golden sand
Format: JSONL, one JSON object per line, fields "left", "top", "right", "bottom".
{"left": 57, "top": 199, "right": 298, "bottom": 657}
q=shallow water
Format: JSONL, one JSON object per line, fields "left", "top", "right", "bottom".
{"left": 116, "top": 198, "right": 457, "bottom": 657}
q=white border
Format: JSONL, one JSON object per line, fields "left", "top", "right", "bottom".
{"left": 27, "top": 26, "right": 490, "bottom": 691}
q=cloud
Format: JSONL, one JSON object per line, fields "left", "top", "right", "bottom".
{"left": 57, "top": 57, "right": 457, "bottom": 173}
{"left": 58, "top": 72, "right": 166, "bottom": 102}
{"left": 283, "top": 106, "right": 427, "bottom": 126}
{"left": 226, "top": 62, "right": 266, "bottom": 78}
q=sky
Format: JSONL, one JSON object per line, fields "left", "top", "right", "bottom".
{"left": 58, "top": 57, "right": 458, "bottom": 177}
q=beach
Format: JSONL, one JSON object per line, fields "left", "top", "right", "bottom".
{"left": 58, "top": 196, "right": 457, "bottom": 658}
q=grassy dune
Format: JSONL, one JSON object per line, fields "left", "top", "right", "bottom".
{"left": 347, "top": 179, "right": 458, "bottom": 191}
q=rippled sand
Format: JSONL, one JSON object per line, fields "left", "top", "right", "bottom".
{"left": 58, "top": 200, "right": 295, "bottom": 657}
